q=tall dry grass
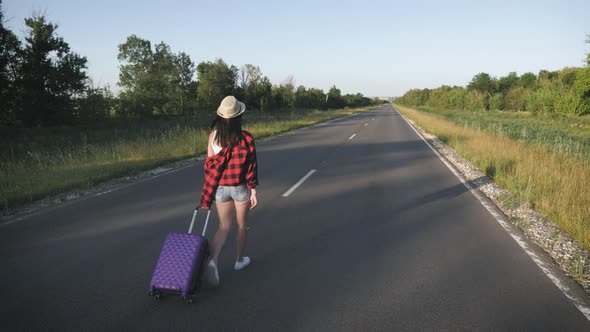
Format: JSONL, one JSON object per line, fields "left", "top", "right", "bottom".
{"left": 0, "top": 107, "right": 375, "bottom": 214}
{"left": 395, "top": 104, "right": 590, "bottom": 251}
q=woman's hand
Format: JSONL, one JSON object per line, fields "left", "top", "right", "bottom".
{"left": 250, "top": 189, "right": 258, "bottom": 209}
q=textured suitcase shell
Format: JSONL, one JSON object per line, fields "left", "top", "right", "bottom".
{"left": 148, "top": 232, "right": 209, "bottom": 300}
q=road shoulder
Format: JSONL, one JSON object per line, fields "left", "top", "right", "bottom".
{"left": 395, "top": 107, "right": 590, "bottom": 304}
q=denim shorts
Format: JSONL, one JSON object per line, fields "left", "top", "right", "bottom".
{"left": 215, "top": 185, "right": 251, "bottom": 203}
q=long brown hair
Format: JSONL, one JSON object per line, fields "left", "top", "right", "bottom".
{"left": 210, "top": 114, "right": 243, "bottom": 148}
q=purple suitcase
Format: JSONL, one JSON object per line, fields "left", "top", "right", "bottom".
{"left": 148, "top": 208, "right": 211, "bottom": 304}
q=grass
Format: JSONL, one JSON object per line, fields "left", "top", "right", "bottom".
{"left": 411, "top": 106, "right": 590, "bottom": 160}
{"left": 394, "top": 103, "right": 590, "bottom": 252}
{"left": 0, "top": 106, "right": 377, "bottom": 215}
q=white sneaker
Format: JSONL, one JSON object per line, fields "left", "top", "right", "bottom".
{"left": 234, "top": 256, "right": 251, "bottom": 270}
{"left": 205, "top": 260, "right": 220, "bottom": 286}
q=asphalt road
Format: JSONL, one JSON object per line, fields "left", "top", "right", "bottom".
{"left": 2, "top": 105, "right": 590, "bottom": 331}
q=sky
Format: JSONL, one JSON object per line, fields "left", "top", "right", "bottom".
{"left": 2, "top": 0, "right": 589, "bottom": 97}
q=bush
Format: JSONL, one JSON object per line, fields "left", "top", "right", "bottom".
{"left": 464, "top": 90, "right": 486, "bottom": 111}
{"left": 504, "top": 87, "right": 528, "bottom": 111}
{"left": 554, "top": 90, "right": 585, "bottom": 116}
{"left": 489, "top": 94, "right": 503, "bottom": 111}
{"left": 573, "top": 67, "right": 590, "bottom": 115}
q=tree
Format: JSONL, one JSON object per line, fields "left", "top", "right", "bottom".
{"left": 575, "top": 36, "right": 590, "bottom": 115}
{"left": 467, "top": 73, "right": 496, "bottom": 110}
{"left": 196, "top": 58, "right": 238, "bottom": 112}
{"left": 295, "top": 86, "right": 328, "bottom": 109}
{"left": 308, "top": 88, "right": 327, "bottom": 109}
{"left": 280, "top": 75, "right": 296, "bottom": 108}
{"left": 561, "top": 70, "right": 577, "bottom": 87}
{"left": 117, "top": 35, "right": 197, "bottom": 116}
{"left": 0, "top": 5, "right": 22, "bottom": 125}
{"left": 283, "top": 75, "right": 296, "bottom": 92}
{"left": 467, "top": 73, "right": 496, "bottom": 96}
{"left": 150, "top": 42, "right": 177, "bottom": 115}
{"left": 294, "top": 86, "right": 309, "bottom": 108}
{"left": 174, "top": 52, "right": 197, "bottom": 115}
{"left": 326, "top": 85, "right": 345, "bottom": 109}
{"left": 20, "top": 15, "right": 88, "bottom": 125}
{"left": 270, "top": 84, "right": 291, "bottom": 109}
{"left": 239, "top": 64, "right": 262, "bottom": 91}
{"left": 538, "top": 69, "right": 558, "bottom": 81}
{"left": 118, "top": 35, "right": 152, "bottom": 92}
{"left": 256, "top": 76, "right": 273, "bottom": 111}
{"left": 519, "top": 72, "right": 537, "bottom": 89}
{"left": 248, "top": 76, "right": 272, "bottom": 111}
{"left": 496, "top": 72, "right": 519, "bottom": 94}
{"left": 77, "top": 84, "right": 114, "bottom": 121}
{"left": 343, "top": 93, "right": 371, "bottom": 107}
{"left": 117, "top": 35, "right": 156, "bottom": 117}
{"left": 239, "top": 64, "right": 271, "bottom": 110}
{"left": 573, "top": 68, "right": 590, "bottom": 114}
{"left": 396, "top": 89, "right": 428, "bottom": 107}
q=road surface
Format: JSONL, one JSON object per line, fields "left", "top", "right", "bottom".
{"left": 2, "top": 105, "right": 589, "bottom": 331}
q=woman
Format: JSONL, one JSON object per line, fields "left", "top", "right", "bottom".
{"left": 200, "top": 96, "right": 258, "bottom": 286}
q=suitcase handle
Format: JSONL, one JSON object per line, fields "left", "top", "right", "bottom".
{"left": 188, "top": 207, "right": 211, "bottom": 236}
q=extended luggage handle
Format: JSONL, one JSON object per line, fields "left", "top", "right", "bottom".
{"left": 188, "top": 207, "right": 211, "bottom": 236}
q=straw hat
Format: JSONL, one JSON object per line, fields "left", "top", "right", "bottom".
{"left": 217, "top": 96, "right": 246, "bottom": 119}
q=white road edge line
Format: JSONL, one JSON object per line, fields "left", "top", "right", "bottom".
{"left": 282, "top": 170, "right": 317, "bottom": 197}
{"left": 396, "top": 109, "right": 590, "bottom": 321}
{"left": 349, "top": 134, "right": 357, "bottom": 140}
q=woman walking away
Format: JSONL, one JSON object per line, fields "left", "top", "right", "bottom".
{"left": 200, "top": 96, "right": 259, "bottom": 286}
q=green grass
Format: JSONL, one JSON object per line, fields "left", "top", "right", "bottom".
{"left": 412, "top": 106, "right": 590, "bottom": 161}
{"left": 0, "top": 107, "right": 377, "bottom": 214}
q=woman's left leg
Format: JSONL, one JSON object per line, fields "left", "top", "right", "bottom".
{"left": 234, "top": 199, "right": 250, "bottom": 263}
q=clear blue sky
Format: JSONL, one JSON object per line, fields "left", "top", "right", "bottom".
{"left": 3, "top": 0, "right": 589, "bottom": 97}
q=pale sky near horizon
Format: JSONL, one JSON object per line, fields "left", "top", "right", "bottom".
{"left": 3, "top": 0, "right": 589, "bottom": 97}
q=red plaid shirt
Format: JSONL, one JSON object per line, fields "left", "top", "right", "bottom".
{"left": 200, "top": 131, "right": 258, "bottom": 208}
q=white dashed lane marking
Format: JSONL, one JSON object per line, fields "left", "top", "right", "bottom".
{"left": 282, "top": 170, "right": 317, "bottom": 197}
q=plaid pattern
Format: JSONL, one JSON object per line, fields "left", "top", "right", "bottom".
{"left": 200, "top": 131, "right": 258, "bottom": 208}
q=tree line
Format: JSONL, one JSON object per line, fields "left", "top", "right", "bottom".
{"left": 0, "top": 8, "right": 379, "bottom": 127}
{"left": 396, "top": 38, "right": 590, "bottom": 116}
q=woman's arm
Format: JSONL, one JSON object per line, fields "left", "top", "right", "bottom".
{"left": 207, "top": 131, "right": 215, "bottom": 157}
{"left": 244, "top": 134, "right": 259, "bottom": 209}
{"left": 245, "top": 139, "right": 258, "bottom": 189}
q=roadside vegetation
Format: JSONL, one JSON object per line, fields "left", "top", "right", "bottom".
{"left": 395, "top": 64, "right": 590, "bottom": 117}
{"left": 393, "top": 36, "right": 590, "bottom": 250}
{"left": 401, "top": 107, "right": 590, "bottom": 161}
{"left": 0, "top": 106, "right": 376, "bottom": 214}
{"left": 0, "top": 5, "right": 383, "bottom": 214}
{"left": 394, "top": 104, "right": 590, "bottom": 251}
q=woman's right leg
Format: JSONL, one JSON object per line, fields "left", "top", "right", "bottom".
{"left": 211, "top": 200, "right": 234, "bottom": 264}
